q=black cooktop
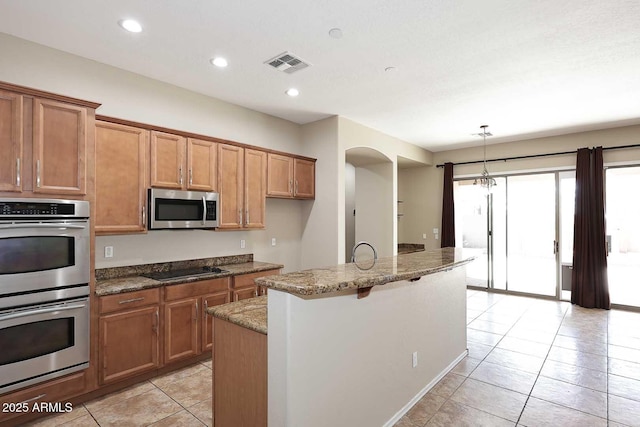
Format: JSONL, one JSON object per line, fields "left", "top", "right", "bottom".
{"left": 142, "top": 266, "right": 228, "bottom": 281}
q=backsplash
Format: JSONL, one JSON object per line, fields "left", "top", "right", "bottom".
{"left": 95, "top": 254, "right": 253, "bottom": 280}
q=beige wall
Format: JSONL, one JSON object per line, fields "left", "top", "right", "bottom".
{"left": 401, "top": 125, "right": 640, "bottom": 249}
{"left": 355, "top": 162, "right": 395, "bottom": 258}
{"left": 0, "top": 33, "right": 306, "bottom": 271}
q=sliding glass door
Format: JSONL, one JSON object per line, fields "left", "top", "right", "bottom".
{"left": 506, "top": 174, "right": 557, "bottom": 296}
{"left": 455, "top": 172, "right": 573, "bottom": 298}
{"left": 606, "top": 166, "right": 640, "bottom": 308}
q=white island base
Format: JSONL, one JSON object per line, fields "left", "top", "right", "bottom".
{"left": 267, "top": 266, "right": 468, "bottom": 427}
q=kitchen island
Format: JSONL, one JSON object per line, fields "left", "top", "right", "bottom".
{"left": 208, "top": 247, "right": 474, "bottom": 427}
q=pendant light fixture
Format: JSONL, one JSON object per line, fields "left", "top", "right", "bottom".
{"left": 474, "top": 125, "right": 497, "bottom": 189}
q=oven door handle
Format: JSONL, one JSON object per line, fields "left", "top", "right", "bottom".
{"left": 0, "top": 303, "right": 87, "bottom": 321}
{"left": 0, "top": 223, "right": 87, "bottom": 230}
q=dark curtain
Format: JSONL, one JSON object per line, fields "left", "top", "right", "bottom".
{"left": 571, "top": 147, "right": 610, "bottom": 309}
{"left": 441, "top": 162, "right": 455, "bottom": 247}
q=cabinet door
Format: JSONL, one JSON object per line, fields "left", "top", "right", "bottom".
{"left": 187, "top": 138, "right": 217, "bottom": 191}
{"left": 218, "top": 144, "right": 244, "bottom": 229}
{"left": 150, "top": 130, "right": 186, "bottom": 189}
{"left": 244, "top": 149, "right": 266, "bottom": 228}
{"left": 99, "top": 306, "right": 159, "bottom": 385}
{"left": 202, "top": 291, "right": 231, "bottom": 353}
{"left": 32, "top": 98, "right": 87, "bottom": 195}
{"left": 294, "top": 158, "right": 315, "bottom": 199}
{"left": 165, "top": 298, "right": 199, "bottom": 363}
{"left": 233, "top": 287, "right": 258, "bottom": 302}
{"left": 0, "top": 90, "right": 23, "bottom": 192}
{"left": 96, "top": 121, "right": 148, "bottom": 234}
{"left": 267, "top": 153, "right": 293, "bottom": 197}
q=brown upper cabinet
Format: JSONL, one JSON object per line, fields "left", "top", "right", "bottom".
{"left": 95, "top": 121, "right": 149, "bottom": 234}
{"left": 267, "top": 153, "right": 315, "bottom": 199}
{"left": 0, "top": 85, "right": 96, "bottom": 197}
{"left": 0, "top": 90, "right": 23, "bottom": 192}
{"left": 218, "top": 144, "right": 266, "bottom": 229}
{"left": 33, "top": 98, "right": 89, "bottom": 195}
{"left": 150, "top": 131, "right": 217, "bottom": 191}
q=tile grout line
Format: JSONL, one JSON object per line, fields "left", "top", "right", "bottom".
{"left": 513, "top": 301, "right": 570, "bottom": 426}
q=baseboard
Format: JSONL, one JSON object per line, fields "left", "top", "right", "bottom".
{"left": 383, "top": 349, "right": 468, "bottom": 427}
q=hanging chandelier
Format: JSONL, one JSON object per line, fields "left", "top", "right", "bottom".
{"left": 473, "top": 125, "right": 497, "bottom": 189}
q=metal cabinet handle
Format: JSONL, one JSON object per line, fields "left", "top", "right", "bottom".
{"left": 118, "top": 297, "right": 144, "bottom": 305}
{"left": 16, "top": 158, "right": 20, "bottom": 186}
{"left": 153, "top": 309, "right": 159, "bottom": 334}
{"left": 179, "top": 166, "right": 183, "bottom": 186}
{"left": 289, "top": 179, "right": 292, "bottom": 194}
{"left": 239, "top": 209, "right": 243, "bottom": 226}
{"left": 295, "top": 180, "right": 298, "bottom": 195}
{"left": 20, "top": 394, "right": 46, "bottom": 404}
{"left": 36, "top": 160, "right": 41, "bottom": 188}
{"left": 189, "top": 169, "right": 193, "bottom": 186}
{"left": 246, "top": 209, "right": 249, "bottom": 225}
{"left": 142, "top": 205, "right": 146, "bottom": 228}
{"left": 254, "top": 289, "right": 258, "bottom": 297}
{"left": 194, "top": 301, "right": 198, "bottom": 321}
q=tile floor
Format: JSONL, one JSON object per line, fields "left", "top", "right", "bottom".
{"left": 25, "top": 290, "right": 640, "bottom": 426}
{"left": 395, "top": 290, "right": 640, "bottom": 427}
{"left": 26, "top": 360, "right": 213, "bottom": 427}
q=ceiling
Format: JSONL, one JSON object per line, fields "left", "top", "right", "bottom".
{"left": 1, "top": 0, "right": 640, "bottom": 152}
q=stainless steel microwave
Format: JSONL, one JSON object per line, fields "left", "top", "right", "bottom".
{"left": 148, "top": 189, "right": 219, "bottom": 229}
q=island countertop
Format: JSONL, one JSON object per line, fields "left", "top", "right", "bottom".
{"left": 255, "top": 247, "right": 475, "bottom": 296}
{"left": 206, "top": 295, "right": 267, "bottom": 335}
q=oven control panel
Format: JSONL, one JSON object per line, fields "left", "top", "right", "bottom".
{"left": 0, "top": 199, "right": 90, "bottom": 218}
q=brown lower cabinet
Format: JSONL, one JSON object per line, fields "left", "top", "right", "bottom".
{"left": 232, "top": 269, "right": 279, "bottom": 301}
{"left": 98, "top": 289, "right": 161, "bottom": 385}
{"left": 213, "top": 319, "right": 267, "bottom": 427}
{"left": 0, "top": 372, "right": 86, "bottom": 425}
{"left": 163, "top": 278, "right": 230, "bottom": 364}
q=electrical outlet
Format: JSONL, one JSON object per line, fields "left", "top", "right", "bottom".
{"left": 271, "top": 237, "right": 277, "bottom": 246}
{"left": 412, "top": 351, "right": 418, "bottom": 368}
{"left": 240, "top": 239, "right": 246, "bottom": 249}
{"left": 104, "top": 246, "right": 114, "bottom": 258}
{"left": 422, "top": 233, "right": 427, "bottom": 239}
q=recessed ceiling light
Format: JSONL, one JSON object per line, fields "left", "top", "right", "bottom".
{"left": 286, "top": 88, "right": 299, "bottom": 97}
{"left": 118, "top": 19, "right": 143, "bottom": 33}
{"left": 210, "top": 57, "right": 228, "bottom": 68}
{"left": 329, "top": 28, "right": 343, "bottom": 39}
{"left": 385, "top": 67, "right": 397, "bottom": 72}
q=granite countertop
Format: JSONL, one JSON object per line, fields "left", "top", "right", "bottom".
{"left": 255, "top": 247, "right": 475, "bottom": 297}
{"left": 96, "top": 259, "right": 283, "bottom": 297}
{"left": 206, "top": 296, "right": 267, "bottom": 335}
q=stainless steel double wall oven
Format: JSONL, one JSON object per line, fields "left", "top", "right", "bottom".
{"left": 0, "top": 199, "right": 90, "bottom": 394}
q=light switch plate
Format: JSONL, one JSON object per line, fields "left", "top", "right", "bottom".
{"left": 271, "top": 238, "right": 277, "bottom": 246}
{"left": 240, "top": 239, "right": 246, "bottom": 249}
{"left": 104, "top": 246, "right": 113, "bottom": 258}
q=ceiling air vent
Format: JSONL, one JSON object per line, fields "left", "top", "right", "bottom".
{"left": 264, "top": 52, "right": 310, "bottom": 74}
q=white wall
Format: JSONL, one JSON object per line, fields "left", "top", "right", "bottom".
{"left": 268, "top": 267, "right": 467, "bottom": 427}
{"left": 355, "top": 162, "right": 394, "bottom": 258}
{"left": 0, "top": 33, "right": 306, "bottom": 271}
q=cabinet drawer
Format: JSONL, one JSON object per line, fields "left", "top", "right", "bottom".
{"left": 164, "top": 277, "right": 230, "bottom": 301}
{"left": 0, "top": 372, "right": 85, "bottom": 422}
{"left": 232, "top": 269, "right": 280, "bottom": 289}
{"left": 99, "top": 288, "right": 160, "bottom": 314}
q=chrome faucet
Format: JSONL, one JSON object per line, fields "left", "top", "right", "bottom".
{"left": 351, "top": 241, "right": 378, "bottom": 263}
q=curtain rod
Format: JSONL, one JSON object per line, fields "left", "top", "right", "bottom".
{"left": 435, "top": 142, "right": 640, "bottom": 168}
